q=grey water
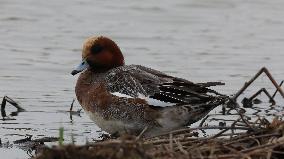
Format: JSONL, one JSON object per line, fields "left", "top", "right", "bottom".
{"left": 1, "top": 0, "right": 284, "bottom": 158}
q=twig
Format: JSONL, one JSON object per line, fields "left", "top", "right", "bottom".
{"left": 199, "top": 115, "right": 209, "bottom": 127}
{"left": 145, "top": 133, "right": 197, "bottom": 145}
{"left": 136, "top": 126, "right": 148, "bottom": 140}
{"left": 233, "top": 67, "right": 284, "bottom": 101}
{"left": 69, "top": 99, "right": 75, "bottom": 112}
{"left": 154, "top": 125, "right": 253, "bottom": 138}
{"left": 207, "top": 119, "right": 240, "bottom": 140}
{"left": 223, "top": 145, "right": 250, "bottom": 159}
{"left": 271, "top": 150, "right": 284, "bottom": 155}
{"left": 169, "top": 133, "right": 173, "bottom": 152}
{"left": 69, "top": 99, "right": 75, "bottom": 121}
{"left": 13, "top": 135, "right": 32, "bottom": 144}
{"left": 271, "top": 80, "right": 284, "bottom": 99}
{"left": 248, "top": 88, "right": 275, "bottom": 105}
{"left": 1, "top": 96, "right": 25, "bottom": 118}
{"left": 241, "top": 141, "right": 284, "bottom": 153}
{"left": 68, "top": 99, "right": 82, "bottom": 121}
{"left": 235, "top": 109, "right": 256, "bottom": 132}
{"left": 174, "top": 139, "right": 188, "bottom": 155}
{"left": 226, "top": 133, "right": 281, "bottom": 146}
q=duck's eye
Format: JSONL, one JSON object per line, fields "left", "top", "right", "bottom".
{"left": 90, "top": 44, "right": 103, "bottom": 54}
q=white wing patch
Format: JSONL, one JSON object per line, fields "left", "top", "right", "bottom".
{"left": 144, "top": 96, "right": 176, "bottom": 107}
{"left": 111, "top": 92, "right": 176, "bottom": 107}
{"left": 111, "top": 92, "right": 133, "bottom": 98}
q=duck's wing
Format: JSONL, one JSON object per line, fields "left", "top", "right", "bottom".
{"left": 106, "top": 65, "right": 226, "bottom": 107}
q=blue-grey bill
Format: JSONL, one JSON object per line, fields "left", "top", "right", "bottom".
{"left": 71, "top": 59, "right": 89, "bottom": 75}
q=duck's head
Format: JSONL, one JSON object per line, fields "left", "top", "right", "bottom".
{"left": 71, "top": 36, "right": 124, "bottom": 75}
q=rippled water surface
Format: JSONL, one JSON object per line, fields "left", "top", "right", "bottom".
{"left": 1, "top": 0, "right": 284, "bottom": 158}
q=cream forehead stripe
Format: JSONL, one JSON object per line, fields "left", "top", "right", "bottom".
{"left": 82, "top": 36, "right": 103, "bottom": 58}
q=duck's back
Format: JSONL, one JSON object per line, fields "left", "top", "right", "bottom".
{"left": 105, "top": 64, "right": 226, "bottom": 106}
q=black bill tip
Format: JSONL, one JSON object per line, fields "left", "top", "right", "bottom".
{"left": 71, "top": 70, "right": 79, "bottom": 76}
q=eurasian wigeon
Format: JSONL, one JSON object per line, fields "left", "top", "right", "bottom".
{"left": 71, "top": 36, "right": 227, "bottom": 137}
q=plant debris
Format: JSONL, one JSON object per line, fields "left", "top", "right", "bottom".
{"left": 232, "top": 67, "right": 284, "bottom": 106}
{"left": 1, "top": 96, "right": 25, "bottom": 120}
{"left": 34, "top": 136, "right": 151, "bottom": 159}
{"left": 33, "top": 112, "right": 284, "bottom": 159}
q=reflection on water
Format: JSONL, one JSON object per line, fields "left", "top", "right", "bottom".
{"left": 1, "top": 0, "right": 284, "bottom": 158}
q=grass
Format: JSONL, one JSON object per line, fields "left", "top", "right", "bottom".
{"left": 59, "top": 127, "right": 64, "bottom": 146}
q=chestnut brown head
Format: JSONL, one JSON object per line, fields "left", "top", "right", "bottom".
{"left": 71, "top": 36, "right": 124, "bottom": 75}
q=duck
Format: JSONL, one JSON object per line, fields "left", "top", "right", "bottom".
{"left": 71, "top": 36, "right": 227, "bottom": 137}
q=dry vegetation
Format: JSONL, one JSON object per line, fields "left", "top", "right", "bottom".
{"left": 34, "top": 114, "right": 284, "bottom": 159}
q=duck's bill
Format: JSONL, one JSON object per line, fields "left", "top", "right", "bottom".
{"left": 71, "top": 59, "right": 89, "bottom": 75}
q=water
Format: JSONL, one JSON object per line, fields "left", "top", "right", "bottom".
{"left": 1, "top": 0, "right": 284, "bottom": 158}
